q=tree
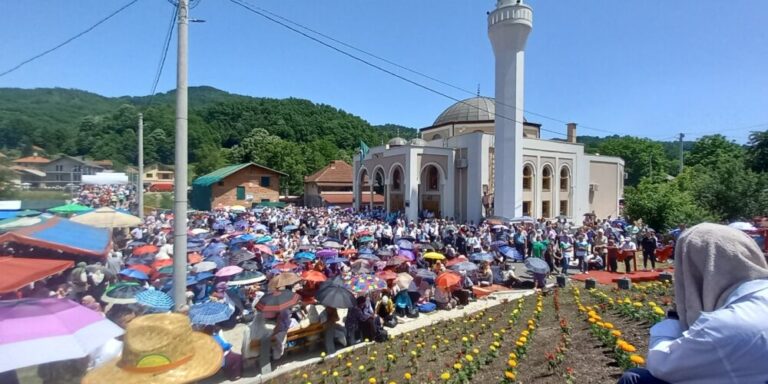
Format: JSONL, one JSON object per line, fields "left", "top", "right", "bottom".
{"left": 597, "top": 136, "right": 670, "bottom": 185}
{"left": 684, "top": 134, "right": 744, "bottom": 169}
{"left": 680, "top": 159, "right": 766, "bottom": 221}
{"left": 746, "top": 130, "right": 768, "bottom": 173}
{"left": 623, "top": 178, "right": 714, "bottom": 231}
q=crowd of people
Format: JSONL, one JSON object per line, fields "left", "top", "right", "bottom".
{"left": 2, "top": 195, "right": 766, "bottom": 384}
{"left": 73, "top": 184, "right": 138, "bottom": 212}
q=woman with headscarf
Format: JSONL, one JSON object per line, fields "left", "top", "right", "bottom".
{"left": 617, "top": 223, "right": 768, "bottom": 384}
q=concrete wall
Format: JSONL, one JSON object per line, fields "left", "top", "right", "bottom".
{"left": 587, "top": 156, "right": 624, "bottom": 219}
{"left": 211, "top": 166, "right": 281, "bottom": 208}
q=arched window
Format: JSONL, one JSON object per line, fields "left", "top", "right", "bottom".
{"left": 431, "top": 134, "right": 442, "bottom": 140}
{"left": 542, "top": 166, "right": 552, "bottom": 191}
{"left": 426, "top": 166, "right": 439, "bottom": 191}
{"left": 374, "top": 170, "right": 385, "bottom": 195}
{"left": 523, "top": 165, "right": 533, "bottom": 190}
{"left": 392, "top": 168, "right": 402, "bottom": 191}
{"left": 560, "top": 167, "right": 569, "bottom": 192}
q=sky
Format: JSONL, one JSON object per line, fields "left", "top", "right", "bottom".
{"left": 1, "top": 0, "right": 767, "bottom": 143}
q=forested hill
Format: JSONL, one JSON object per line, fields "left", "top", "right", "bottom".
{"left": 0, "top": 86, "right": 416, "bottom": 193}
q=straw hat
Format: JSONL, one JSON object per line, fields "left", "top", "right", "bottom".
{"left": 82, "top": 313, "right": 222, "bottom": 384}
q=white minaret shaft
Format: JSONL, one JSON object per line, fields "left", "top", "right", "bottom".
{"left": 488, "top": 0, "right": 532, "bottom": 219}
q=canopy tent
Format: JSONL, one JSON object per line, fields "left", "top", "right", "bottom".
{"left": 0, "top": 216, "right": 111, "bottom": 258}
{"left": 81, "top": 172, "right": 129, "bottom": 185}
{"left": 0, "top": 215, "right": 49, "bottom": 231}
{"left": 70, "top": 207, "right": 142, "bottom": 228}
{"left": 0, "top": 257, "right": 74, "bottom": 293}
{"left": 0, "top": 210, "right": 41, "bottom": 220}
{"left": 48, "top": 204, "right": 93, "bottom": 215}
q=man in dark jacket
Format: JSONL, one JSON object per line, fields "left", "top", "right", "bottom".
{"left": 640, "top": 231, "right": 658, "bottom": 271}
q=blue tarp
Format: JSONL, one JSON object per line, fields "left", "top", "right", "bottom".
{"left": 0, "top": 216, "right": 111, "bottom": 258}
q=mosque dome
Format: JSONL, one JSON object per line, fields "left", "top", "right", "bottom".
{"left": 409, "top": 138, "right": 427, "bottom": 146}
{"left": 433, "top": 96, "right": 495, "bottom": 126}
{"left": 388, "top": 137, "right": 408, "bottom": 146}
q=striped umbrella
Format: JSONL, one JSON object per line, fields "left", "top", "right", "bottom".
{"left": 135, "top": 290, "right": 174, "bottom": 312}
{"left": 101, "top": 282, "right": 145, "bottom": 304}
{"left": 189, "top": 302, "right": 234, "bottom": 325}
{"left": 255, "top": 290, "right": 301, "bottom": 314}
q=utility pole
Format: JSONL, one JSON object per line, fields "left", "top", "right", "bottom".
{"left": 678, "top": 133, "right": 685, "bottom": 174}
{"left": 137, "top": 113, "right": 144, "bottom": 219}
{"left": 172, "top": 0, "right": 189, "bottom": 311}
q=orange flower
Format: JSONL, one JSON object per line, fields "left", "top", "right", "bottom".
{"left": 630, "top": 355, "right": 645, "bottom": 365}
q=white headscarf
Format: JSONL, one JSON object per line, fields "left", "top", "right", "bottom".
{"left": 674, "top": 223, "right": 768, "bottom": 330}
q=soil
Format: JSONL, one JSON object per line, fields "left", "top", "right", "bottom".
{"left": 268, "top": 282, "right": 670, "bottom": 384}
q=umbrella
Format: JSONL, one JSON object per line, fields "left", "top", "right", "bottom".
{"left": 0, "top": 298, "right": 124, "bottom": 372}
{"left": 193, "top": 271, "right": 215, "bottom": 282}
{"left": 230, "top": 234, "right": 256, "bottom": 245}
{"left": 316, "top": 281, "right": 356, "bottom": 308}
{"left": 524, "top": 257, "right": 550, "bottom": 275}
{"left": 343, "top": 274, "right": 387, "bottom": 295}
{"left": 203, "top": 243, "right": 227, "bottom": 258}
{"left": 322, "top": 240, "right": 343, "bottom": 249}
{"left": 274, "top": 261, "right": 298, "bottom": 272}
{"left": 119, "top": 268, "right": 149, "bottom": 281}
{"left": 423, "top": 252, "right": 446, "bottom": 261}
{"left": 443, "top": 225, "right": 458, "bottom": 233}
{"left": 510, "top": 216, "right": 535, "bottom": 223}
{"left": 133, "top": 244, "right": 158, "bottom": 256}
{"left": 492, "top": 224, "right": 508, "bottom": 231}
{"left": 193, "top": 261, "right": 217, "bottom": 273}
{"left": 127, "top": 264, "right": 153, "bottom": 276}
{"left": 255, "top": 244, "right": 273, "bottom": 255}
{"left": 415, "top": 269, "right": 437, "bottom": 280}
{"left": 152, "top": 258, "right": 173, "bottom": 269}
{"left": 375, "top": 270, "right": 397, "bottom": 280}
{"left": 485, "top": 216, "right": 511, "bottom": 225}
{"left": 396, "top": 238, "right": 414, "bottom": 250}
{"left": 728, "top": 222, "right": 757, "bottom": 231}
{"left": 283, "top": 225, "right": 298, "bottom": 232}
{"left": 499, "top": 245, "right": 523, "bottom": 261}
{"left": 188, "top": 252, "right": 203, "bottom": 264}
{"left": 69, "top": 207, "right": 142, "bottom": 228}
{"left": 470, "top": 252, "right": 495, "bottom": 263}
{"left": 157, "top": 265, "right": 174, "bottom": 275}
{"left": 358, "top": 247, "right": 375, "bottom": 255}
{"left": 101, "top": 282, "right": 145, "bottom": 304}
{"left": 229, "top": 249, "right": 256, "bottom": 265}
{"left": 191, "top": 228, "right": 209, "bottom": 235}
{"left": 395, "top": 272, "right": 414, "bottom": 289}
{"left": 215, "top": 265, "right": 243, "bottom": 278}
{"left": 325, "top": 257, "right": 348, "bottom": 265}
{"left": 255, "top": 236, "right": 272, "bottom": 244}
{"left": 359, "top": 235, "right": 375, "bottom": 243}
{"left": 445, "top": 255, "right": 468, "bottom": 267}
{"left": 253, "top": 224, "right": 268, "bottom": 232}
{"left": 269, "top": 272, "right": 301, "bottom": 290}
{"left": 376, "top": 249, "right": 393, "bottom": 258}
{"left": 135, "top": 290, "right": 174, "bottom": 312}
{"left": 435, "top": 271, "right": 462, "bottom": 289}
{"left": 398, "top": 249, "right": 415, "bottom": 261}
{"left": 316, "top": 249, "right": 338, "bottom": 259}
{"left": 450, "top": 262, "right": 479, "bottom": 272}
{"left": 230, "top": 205, "right": 247, "bottom": 212}
{"left": 294, "top": 251, "right": 317, "bottom": 262}
{"left": 386, "top": 256, "right": 408, "bottom": 266}
{"left": 358, "top": 253, "right": 381, "bottom": 262}
{"left": 301, "top": 270, "right": 327, "bottom": 283}
{"left": 256, "top": 290, "right": 301, "bottom": 314}
{"left": 339, "top": 249, "right": 357, "bottom": 256}
{"left": 189, "top": 301, "right": 235, "bottom": 325}
{"left": 48, "top": 203, "right": 93, "bottom": 214}
{"left": 227, "top": 270, "right": 267, "bottom": 286}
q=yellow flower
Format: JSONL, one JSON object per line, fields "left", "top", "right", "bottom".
{"left": 521, "top": 330, "right": 529, "bottom": 336}
{"left": 490, "top": 345, "right": 497, "bottom": 352}
{"left": 389, "top": 382, "right": 397, "bottom": 384}
{"left": 611, "top": 330, "right": 622, "bottom": 337}
{"left": 369, "top": 378, "right": 377, "bottom": 384}
{"left": 465, "top": 354, "right": 474, "bottom": 362}
{"left": 518, "top": 337, "right": 527, "bottom": 344}
{"left": 648, "top": 301, "right": 657, "bottom": 307}
{"left": 620, "top": 343, "right": 637, "bottom": 353}
{"left": 431, "top": 345, "right": 437, "bottom": 350}
{"left": 404, "top": 372, "right": 412, "bottom": 380}
{"left": 596, "top": 321, "right": 605, "bottom": 328}
{"left": 588, "top": 318, "right": 597, "bottom": 324}
{"left": 493, "top": 341, "right": 501, "bottom": 348}
{"left": 493, "top": 332, "right": 500, "bottom": 338}
{"left": 508, "top": 359, "right": 517, "bottom": 368}
{"left": 587, "top": 310, "right": 597, "bottom": 318}
{"left": 322, "top": 371, "right": 328, "bottom": 376}
{"left": 473, "top": 348, "right": 480, "bottom": 355}
{"left": 515, "top": 341, "right": 524, "bottom": 347}
{"left": 633, "top": 302, "right": 643, "bottom": 307}
{"left": 346, "top": 362, "right": 352, "bottom": 368}
{"left": 369, "top": 356, "right": 376, "bottom": 361}
{"left": 462, "top": 337, "right": 469, "bottom": 342}
{"left": 630, "top": 355, "right": 645, "bottom": 365}
{"left": 358, "top": 365, "right": 366, "bottom": 371}
{"left": 302, "top": 373, "right": 308, "bottom": 379}
{"left": 440, "top": 372, "right": 451, "bottom": 380}
{"left": 410, "top": 351, "right": 417, "bottom": 357}
{"left": 488, "top": 317, "right": 494, "bottom": 321}
{"left": 603, "top": 322, "right": 615, "bottom": 330}
{"left": 321, "top": 352, "right": 326, "bottom": 358}
{"left": 504, "top": 370, "right": 516, "bottom": 380}
{"left": 453, "top": 363, "right": 462, "bottom": 370}
{"left": 508, "top": 352, "right": 517, "bottom": 359}
{"left": 387, "top": 354, "right": 395, "bottom": 361}
{"left": 653, "top": 306, "right": 665, "bottom": 315}
{"left": 332, "top": 371, "right": 339, "bottom": 377}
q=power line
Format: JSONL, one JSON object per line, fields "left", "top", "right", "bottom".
{"left": 228, "top": 0, "right": 568, "bottom": 137}
{"left": 147, "top": 5, "right": 179, "bottom": 105}
{"left": 0, "top": 0, "right": 141, "bottom": 78}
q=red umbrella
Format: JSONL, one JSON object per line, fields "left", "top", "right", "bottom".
{"left": 255, "top": 244, "right": 273, "bottom": 255}
{"left": 340, "top": 249, "right": 357, "bottom": 256}
{"left": 187, "top": 252, "right": 203, "bottom": 264}
{"left": 128, "top": 264, "right": 153, "bottom": 275}
{"left": 445, "top": 255, "right": 468, "bottom": 268}
{"left": 152, "top": 259, "right": 173, "bottom": 269}
{"left": 274, "top": 262, "right": 298, "bottom": 272}
{"left": 385, "top": 256, "right": 408, "bottom": 267}
{"left": 133, "top": 245, "right": 158, "bottom": 256}
{"left": 301, "top": 270, "right": 327, "bottom": 283}
{"left": 375, "top": 270, "right": 397, "bottom": 280}
{"left": 436, "top": 271, "right": 462, "bottom": 289}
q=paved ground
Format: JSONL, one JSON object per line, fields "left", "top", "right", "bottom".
{"left": 205, "top": 288, "right": 535, "bottom": 384}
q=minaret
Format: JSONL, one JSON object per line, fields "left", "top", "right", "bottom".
{"left": 488, "top": 0, "right": 532, "bottom": 218}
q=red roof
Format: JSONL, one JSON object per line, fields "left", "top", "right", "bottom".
{"left": 321, "top": 192, "right": 384, "bottom": 205}
{"left": 12, "top": 156, "right": 50, "bottom": 164}
{"left": 304, "top": 160, "right": 353, "bottom": 185}
{"left": 0, "top": 257, "right": 74, "bottom": 293}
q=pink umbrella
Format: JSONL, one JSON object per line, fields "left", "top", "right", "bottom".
{"left": 215, "top": 265, "right": 244, "bottom": 278}
{"left": 255, "top": 244, "right": 273, "bottom": 255}
{"left": 0, "top": 298, "right": 124, "bottom": 372}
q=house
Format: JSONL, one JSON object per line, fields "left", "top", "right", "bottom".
{"left": 191, "top": 163, "right": 286, "bottom": 211}
{"left": 12, "top": 155, "right": 50, "bottom": 170}
{"left": 39, "top": 155, "right": 104, "bottom": 187}
{"left": 92, "top": 159, "right": 114, "bottom": 170}
{"left": 303, "top": 160, "right": 363, "bottom": 207}
{"left": 143, "top": 164, "right": 175, "bottom": 187}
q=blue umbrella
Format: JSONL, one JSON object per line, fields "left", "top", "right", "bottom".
{"left": 283, "top": 225, "right": 298, "bottom": 232}
{"left": 294, "top": 251, "right": 316, "bottom": 262}
{"left": 396, "top": 239, "right": 414, "bottom": 250}
{"left": 205, "top": 255, "right": 227, "bottom": 269}
{"left": 203, "top": 242, "right": 227, "bottom": 258}
{"left": 230, "top": 234, "right": 256, "bottom": 245}
{"left": 194, "top": 271, "right": 215, "bottom": 282}
{"left": 189, "top": 302, "right": 234, "bottom": 325}
{"left": 135, "top": 290, "right": 174, "bottom": 312}
{"left": 524, "top": 257, "right": 550, "bottom": 274}
{"left": 119, "top": 268, "right": 148, "bottom": 280}
{"left": 253, "top": 224, "right": 268, "bottom": 232}
{"left": 358, "top": 253, "right": 381, "bottom": 262}
{"left": 470, "top": 252, "right": 494, "bottom": 263}
{"left": 325, "top": 257, "right": 348, "bottom": 265}
{"left": 359, "top": 235, "right": 375, "bottom": 243}
{"left": 255, "top": 236, "right": 272, "bottom": 244}
{"left": 499, "top": 245, "right": 523, "bottom": 261}
{"left": 414, "top": 269, "right": 436, "bottom": 280}
{"left": 450, "top": 262, "right": 479, "bottom": 272}
{"left": 358, "top": 248, "right": 375, "bottom": 255}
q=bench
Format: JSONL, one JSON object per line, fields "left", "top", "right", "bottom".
{"left": 248, "top": 322, "right": 327, "bottom": 354}
{"left": 245, "top": 322, "right": 332, "bottom": 375}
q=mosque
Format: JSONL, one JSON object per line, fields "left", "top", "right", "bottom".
{"left": 353, "top": 0, "right": 624, "bottom": 225}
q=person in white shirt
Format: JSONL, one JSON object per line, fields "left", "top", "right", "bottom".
{"left": 620, "top": 237, "right": 637, "bottom": 272}
{"left": 617, "top": 223, "right": 768, "bottom": 384}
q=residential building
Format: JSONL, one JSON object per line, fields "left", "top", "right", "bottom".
{"left": 303, "top": 160, "right": 366, "bottom": 207}
{"left": 39, "top": 155, "right": 104, "bottom": 187}
{"left": 143, "top": 164, "right": 175, "bottom": 186}
{"left": 191, "top": 163, "right": 285, "bottom": 211}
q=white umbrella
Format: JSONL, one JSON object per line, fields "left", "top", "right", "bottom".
{"left": 70, "top": 207, "right": 142, "bottom": 228}
{"left": 193, "top": 261, "right": 217, "bottom": 273}
{"left": 728, "top": 222, "right": 757, "bottom": 231}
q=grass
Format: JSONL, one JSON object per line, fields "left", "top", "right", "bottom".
{"left": 144, "top": 192, "right": 174, "bottom": 210}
